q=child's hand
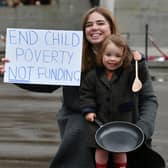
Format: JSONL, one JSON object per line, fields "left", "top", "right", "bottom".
{"left": 133, "top": 51, "right": 142, "bottom": 61}
{"left": 85, "top": 112, "right": 96, "bottom": 122}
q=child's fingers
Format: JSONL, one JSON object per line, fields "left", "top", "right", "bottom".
{"left": 133, "top": 51, "right": 142, "bottom": 61}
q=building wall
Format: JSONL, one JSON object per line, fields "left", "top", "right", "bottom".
{"left": 0, "top": 0, "right": 168, "bottom": 49}
{"left": 0, "top": 0, "right": 90, "bottom": 34}
{"left": 114, "top": 0, "right": 168, "bottom": 48}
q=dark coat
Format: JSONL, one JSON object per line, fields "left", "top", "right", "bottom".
{"left": 80, "top": 57, "right": 158, "bottom": 147}
{"left": 126, "top": 143, "right": 166, "bottom": 168}
{"left": 16, "top": 57, "right": 164, "bottom": 168}
{"left": 15, "top": 85, "right": 95, "bottom": 168}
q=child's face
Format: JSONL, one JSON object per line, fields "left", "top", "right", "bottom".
{"left": 102, "top": 42, "right": 123, "bottom": 71}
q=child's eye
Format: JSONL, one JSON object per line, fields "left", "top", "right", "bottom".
{"left": 116, "top": 53, "right": 122, "bottom": 58}
{"left": 104, "top": 52, "right": 112, "bottom": 57}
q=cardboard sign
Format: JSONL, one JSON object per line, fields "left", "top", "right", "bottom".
{"left": 4, "top": 28, "right": 83, "bottom": 86}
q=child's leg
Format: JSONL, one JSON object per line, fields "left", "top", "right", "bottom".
{"left": 95, "top": 149, "right": 108, "bottom": 168}
{"left": 113, "top": 152, "right": 127, "bottom": 168}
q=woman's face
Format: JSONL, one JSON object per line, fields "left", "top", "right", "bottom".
{"left": 85, "top": 12, "right": 111, "bottom": 47}
{"left": 102, "top": 42, "right": 123, "bottom": 71}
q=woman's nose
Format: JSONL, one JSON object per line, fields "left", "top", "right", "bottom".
{"left": 92, "top": 23, "right": 98, "bottom": 29}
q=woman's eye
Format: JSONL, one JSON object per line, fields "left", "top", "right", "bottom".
{"left": 85, "top": 20, "right": 106, "bottom": 28}
{"left": 85, "top": 23, "right": 92, "bottom": 27}
{"left": 97, "top": 22, "right": 105, "bottom": 25}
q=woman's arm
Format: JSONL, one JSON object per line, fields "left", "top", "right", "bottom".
{"left": 15, "top": 83, "right": 60, "bottom": 93}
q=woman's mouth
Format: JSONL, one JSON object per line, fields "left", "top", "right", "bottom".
{"left": 90, "top": 32, "right": 101, "bottom": 39}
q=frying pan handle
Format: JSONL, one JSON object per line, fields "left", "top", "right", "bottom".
{"left": 94, "top": 118, "right": 103, "bottom": 127}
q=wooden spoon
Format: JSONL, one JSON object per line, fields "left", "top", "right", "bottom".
{"left": 132, "top": 51, "right": 142, "bottom": 92}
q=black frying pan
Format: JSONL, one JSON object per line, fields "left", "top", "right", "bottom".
{"left": 95, "top": 119, "right": 144, "bottom": 153}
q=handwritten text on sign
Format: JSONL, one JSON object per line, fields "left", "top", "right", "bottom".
{"left": 4, "top": 28, "right": 83, "bottom": 86}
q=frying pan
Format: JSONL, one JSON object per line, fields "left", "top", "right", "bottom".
{"left": 94, "top": 119, "right": 144, "bottom": 153}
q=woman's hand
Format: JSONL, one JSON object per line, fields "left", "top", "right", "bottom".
{"left": 0, "top": 58, "right": 9, "bottom": 74}
{"left": 85, "top": 112, "right": 96, "bottom": 122}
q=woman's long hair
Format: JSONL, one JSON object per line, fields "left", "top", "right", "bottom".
{"left": 81, "top": 7, "right": 119, "bottom": 72}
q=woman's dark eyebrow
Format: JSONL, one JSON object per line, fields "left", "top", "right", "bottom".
{"left": 87, "top": 19, "right": 106, "bottom": 23}
{"left": 96, "top": 19, "right": 106, "bottom": 22}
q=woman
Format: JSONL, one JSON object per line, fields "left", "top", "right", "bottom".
{"left": 0, "top": 7, "right": 160, "bottom": 168}
{"left": 80, "top": 8, "right": 165, "bottom": 168}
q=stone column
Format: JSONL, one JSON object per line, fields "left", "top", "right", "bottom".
{"left": 100, "top": 0, "right": 116, "bottom": 14}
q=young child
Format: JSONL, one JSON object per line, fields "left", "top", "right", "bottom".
{"left": 80, "top": 34, "right": 139, "bottom": 168}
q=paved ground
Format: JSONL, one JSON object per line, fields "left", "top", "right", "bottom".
{"left": 0, "top": 77, "right": 167, "bottom": 168}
